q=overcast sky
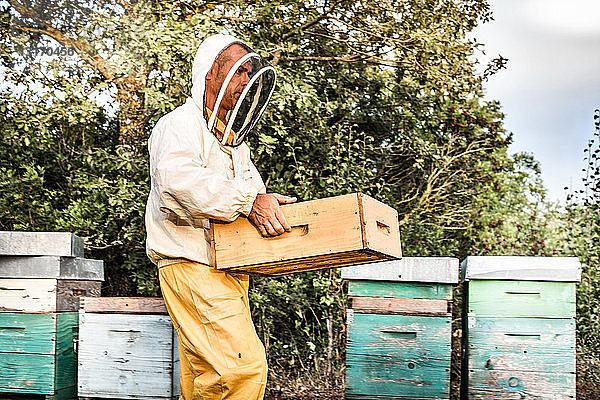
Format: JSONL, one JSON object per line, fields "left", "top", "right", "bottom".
{"left": 473, "top": 0, "right": 600, "bottom": 203}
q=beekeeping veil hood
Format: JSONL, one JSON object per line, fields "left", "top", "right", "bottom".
{"left": 191, "top": 34, "right": 276, "bottom": 147}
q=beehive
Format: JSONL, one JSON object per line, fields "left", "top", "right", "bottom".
{"left": 211, "top": 193, "right": 402, "bottom": 275}
{"left": 462, "top": 256, "right": 581, "bottom": 399}
{"left": 77, "top": 297, "right": 179, "bottom": 400}
{"left": 0, "top": 312, "right": 78, "bottom": 399}
{"left": 342, "top": 257, "right": 459, "bottom": 399}
{"left": 0, "top": 232, "right": 103, "bottom": 399}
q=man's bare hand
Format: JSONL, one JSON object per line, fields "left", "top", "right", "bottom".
{"left": 248, "top": 193, "right": 297, "bottom": 237}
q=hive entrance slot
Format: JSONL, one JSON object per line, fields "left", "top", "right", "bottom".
{"left": 504, "top": 291, "right": 541, "bottom": 297}
{"left": 381, "top": 330, "right": 417, "bottom": 339}
{"left": 504, "top": 333, "right": 541, "bottom": 341}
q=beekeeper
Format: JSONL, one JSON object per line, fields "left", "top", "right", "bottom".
{"left": 145, "top": 34, "right": 296, "bottom": 399}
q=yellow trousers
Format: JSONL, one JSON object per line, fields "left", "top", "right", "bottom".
{"left": 158, "top": 261, "right": 267, "bottom": 400}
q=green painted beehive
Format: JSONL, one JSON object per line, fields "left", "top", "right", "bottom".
{"left": 0, "top": 312, "right": 78, "bottom": 399}
{"left": 342, "top": 257, "right": 459, "bottom": 399}
{"left": 461, "top": 256, "right": 581, "bottom": 400}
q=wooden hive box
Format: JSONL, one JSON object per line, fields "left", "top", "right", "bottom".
{"left": 0, "top": 312, "right": 78, "bottom": 399}
{"left": 341, "top": 257, "right": 459, "bottom": 400}
{"left": 461, "top": 256, "right": 581, "bottom": 400}
{"left": 77, "top": 297, "right": 179, "bottom": 400}
{"left": 211, "top": 193, "right": 402, "bottom": 275}
{"left": 0, "top": 257, "right": 104, "bottom": 312}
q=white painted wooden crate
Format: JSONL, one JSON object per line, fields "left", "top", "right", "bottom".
{"left": 77, "top": 297, "right": 179, "bottom": 400}
{"left": 0, "top": 256, "right": 104, "bottom": 312}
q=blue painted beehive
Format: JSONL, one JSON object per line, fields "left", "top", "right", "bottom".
{"left": 77, "top": 297, "right": 179, "bottom": 400}
{"left": 461, "top": 256, "right": 581, "bottom": 399}
{"left": 342, "top": 257, "right": 459, "bottom": 399}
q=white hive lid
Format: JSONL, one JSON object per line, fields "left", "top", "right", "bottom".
{"left": 341, "top": 257, "right": 459, "bottom": 284}
{"left": 0, "top": 231, "right": 84, "bottom": 257}
{"left": 461, "top": 256, "right": 581, "bottom": 282}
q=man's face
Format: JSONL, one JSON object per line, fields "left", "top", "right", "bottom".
{"left": 206, "top": 44, "right": 251, "bottom": 112}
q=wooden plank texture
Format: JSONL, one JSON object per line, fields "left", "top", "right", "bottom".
{"left": 358, "top": 194, "right": 402, "bottom": 259}
{"left": 79, "top": 297, "right": 168, "bottom": 314}
{"left": 172, "top": 327, "right": 180, "bottom": 398}
{"left": 0, "top": 279, "right": 100, "bottom": 312}
{"left": 0, "top": 353, "right": 55, "bottom": 394}
{"left": 467, "top": 280, "right": 575, "bottom": 318}
{"left": 77, "top": 313, "right": 174, "bottom": 399}
{"left": 0, "top": 256, "right": 104, "bottom": 280}
{"left": 0, "top": 313, "right": 77, "bottom": 396}
{"left": 0, "top": 313, "right": 57, "bottom": 354}
{"left": 350, "top": 297, "right": 449, "bottom": 316}
{"left": 55, "top": 281, "right": 100, "bottom": 312}
{"left": 461, "top": 256, "right": 581, "bottom": 282}
{"left": 0, "top": 231, "right": 84, "bottom": 257}
{"left": 468, "top": 369, "right": 575, "bottom": 399}
{"left": 342, "top": 257, "right": 459, "bottom": 283}
{"left": 211, "top": 193, "right": 401, "bottom": 275}
{"left": 0, "top": 391, "right": 80, "bottom": 400}
{"left": 346, "top": 311, "right": 451, "bottom": 399}
{"left": 467, "top": 317, "right": 575, "bottom": 373}
{"left": 348, "top": 281, "right": 453, "bottom": 300}
{"left": 0, "top": 279, "right": 56, "bottom": 312}
{"left": 222, "top": 250, "right": 389, "bottom": 276}
{"left": 346, "top": 397, "right": 448, "bottom": 400}
{"left": 54, "top": 313, "right": 78, "bottom": 392}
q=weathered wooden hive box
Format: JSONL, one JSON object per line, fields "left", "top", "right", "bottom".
{"left": 0, "top": 231, "right": 103, "bottom": 400}
{"left": 77, "top": 297, "right": 179, "bottom": 400}
{"left": 342, "top": 257, "right": 459, "bottom": 400}
{"left": 211, "top": 193, "right": 402, "bottom": 275}
{"left": 461, "top": 256, "right": 581, "bottom": 399}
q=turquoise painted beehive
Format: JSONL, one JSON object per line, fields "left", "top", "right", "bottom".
{"left": 0, "top": 312, "right": 78, "bottom": 399}
{"left": 0, "top": 231, "right": 104, "bottom": 400}
{"left": 342, "top": 257, "right": 459, "bottom": 399}
{"left": 461, "top": 256, "right": 581, "bottom": 399}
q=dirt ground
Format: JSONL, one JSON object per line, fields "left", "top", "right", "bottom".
{"left": 265, "top": 388, "right": 343, "bottom": 400}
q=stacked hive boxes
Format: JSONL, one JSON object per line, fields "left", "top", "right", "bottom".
{"left": 78, "top": 297, "right": 179, "bottom": 399}
{"left": 462, "top": 256, "right": 580, "bottom": 399}
{"left": 342, "top": 257, "right": 459, "bottom": 400}
{"left": 0, "top": 231, "right": 103, "bottom": 399}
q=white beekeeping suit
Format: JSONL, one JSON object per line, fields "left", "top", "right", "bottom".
{"left": 145, "top": 34, "right": 278, "bottom": 399}
{"left": 145, "top": 33, "right": 275, "bottom": 267}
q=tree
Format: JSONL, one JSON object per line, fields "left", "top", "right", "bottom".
{"left": 557, "top": 109, "right": 600, "bottom": 399}
{"left": 1, "top": 0, "right": 528, "bottom": 393}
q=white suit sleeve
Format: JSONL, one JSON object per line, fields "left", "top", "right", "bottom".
{"left": 243, "top": 143, "right": 267, "bottom": 195}
{"left": 250, "top": 162, "right": 267, "bottom": 194}
{"left": 150, "top": 123, "right": 259, "bottom": 223}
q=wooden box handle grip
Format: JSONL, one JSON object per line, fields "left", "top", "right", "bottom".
{"left": 376, "top": 220, "right": 391, "bottom": 235}
{"left": 290, "top": 223, "right": 310, "bottom": 236}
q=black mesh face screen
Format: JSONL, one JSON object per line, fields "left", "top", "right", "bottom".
{"left": 207, "top": 49, "right": 276, "bottom": 146}
{"left": 228, "top": 66, "right": 276, "bottom": 146}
